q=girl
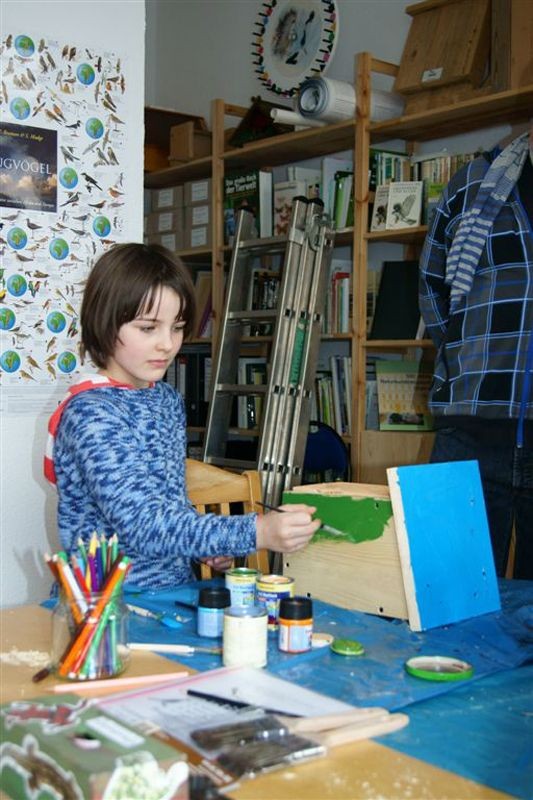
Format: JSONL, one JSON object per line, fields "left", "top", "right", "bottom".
{"left": 45, "top": 243, "right": 320, "bottom": 589}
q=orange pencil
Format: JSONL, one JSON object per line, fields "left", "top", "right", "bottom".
{"left": 70, "top": 554, "right": 91, "bottom": 601}
{"left": 58, "top": 557, "right": 131, "bottom": 677}
{"left": 53, "top": 555, "right": 86, "bottom": 625}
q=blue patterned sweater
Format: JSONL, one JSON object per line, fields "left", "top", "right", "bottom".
{"left": 54, "top": 381, "right": 257, "bottom": 589}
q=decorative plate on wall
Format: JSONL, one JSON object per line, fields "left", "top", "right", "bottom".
{"left": 252, "top": 0, "right": 338, "bottom": 97}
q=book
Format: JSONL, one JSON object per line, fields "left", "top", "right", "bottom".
{"left": 369, "top": 184, "right": 390, "bottom": 232}
{"left": 237, "top": 357, "right": 267, "bottom": 429}
{"left": 333, "top": 171, "right": 353, "bottom": 229}
{"left": 193, "top": 270, "right": 212, "bottom": 338}
{"left": 287, "top": 165, "right": 322, "bottom": 198}
{"left": 376, "top": 360, "right": 433, "bottom": 431}
{"left": 273, "top": 179, "right": 306, "bottom": 235}
{"left": 321, "top": 155, "right": 353, "bottom": 217}
{"left": 246, "top": 267, "right": 280, "bottom": 336}
{"left": 369, "top": 148, "right": 410, "bottom": 190}
{"left": 368, "top": 260, "right": 421, "bottom": 341}
{"left": 385, "top": 181, "right": 423, "bottom": 230}
{"left": 223, "top": 168, "right": 273, "bottom": 244}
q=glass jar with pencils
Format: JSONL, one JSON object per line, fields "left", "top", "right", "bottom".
{"left": 51, "top": 589, "right": 130, "bottom": 681}
{"left": 49, "top": 548, "right": 132, "bottom": 681}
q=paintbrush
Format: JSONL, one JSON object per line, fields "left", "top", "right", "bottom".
{"left": 256, "top": 501, "right": 348, "bottom": 537}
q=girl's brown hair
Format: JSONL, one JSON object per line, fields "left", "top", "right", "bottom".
{"left": 81, "top": 243, "right": 196, "bottom": 368}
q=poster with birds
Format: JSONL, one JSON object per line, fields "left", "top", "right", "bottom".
{"left": 0, "top": 30, "right": 128, "bottom": 403}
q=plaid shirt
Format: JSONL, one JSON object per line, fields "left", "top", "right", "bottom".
{"left": 419, "top": 150, "right": 533, "bottom": 423}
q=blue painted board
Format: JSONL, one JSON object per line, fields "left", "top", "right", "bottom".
{"left": 387, "top": 460, "right": 501, "bottom": 631}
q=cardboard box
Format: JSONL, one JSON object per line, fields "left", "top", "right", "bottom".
{"left": 184, "top": 178, "right": 211, "bottom": 206}
{"left": 152, "top": 186, "right": 184, "bottom": 211}
{"left": 145, "top": 209, "right": 184, "bottom": 235}
{"left": 184, "top": 224, "right": 212, "bottom": 249}
{"left": 184, "top": 204, "right": 210, "bottom": 229}
{"left": 169, "top": 122, "right": 211, "bottom": 163}
{"left": 148, "top": 231, "right": 184, "bottom": 252}
{"left": 0, "top": 693, "right": 188, "bottom": 800}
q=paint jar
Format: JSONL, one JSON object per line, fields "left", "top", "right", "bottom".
{"left": 51, "top": 591, "right": 130, "bottom": 681}
{"left": 223, "top": 606, "right": 268, "bottom": 668}
{"left": 225, "top": 567, "right": 259, "bottom": 608}
{"left": 197, "top": 587, "right": 231, "bottom": 638}
{"left": 256, "top": 574, "right": 295, "bottom": 630}
{"left": 278, "top": 596, "right": 313, "bottom": 653}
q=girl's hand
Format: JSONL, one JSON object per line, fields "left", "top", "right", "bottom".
{"left": 201, "top": 555, "right": 234, "bottom": 572}
{"left": 255, "top": 504, "right": 320, "bottom": 553}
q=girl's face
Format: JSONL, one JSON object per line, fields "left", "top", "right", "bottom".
{"left": 104, "top": 286, "right": 185, "bottom": 388}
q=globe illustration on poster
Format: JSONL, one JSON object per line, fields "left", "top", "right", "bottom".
{"left": 57, "top": 351, "right": 77, "bottom": 374}
{"left": 7, "top": 275, "right": 27, "bottom": 298}
{"left": 49, "top": 238, "right": 69, "bottom": 260}
{"left": 93, "top": 216, "right": 111, "bottom": 237}
{"left": 0, "top": 308, "right": 16, "bottom": 331}
{"left": 77, "top": 63, "right": 95, "bottom": 85}
{"left": 59, "top": 167, "right": 78, "bottom": 189}
{"left": 7, "top": 227, "right": 28, "bottom": 250}
{"left": 14, "top": 35, "right": 35, "bottom": 58}
{"left": 0, "top": 350, "right": 21, "bottom": 373}
{"left": 47, "top": 311, "right": 67, "bottom": 333}
{"left": 85, "top": 117, "right": 104, "bottom": 139}
{"left": 10, "top": 97, "right": 30, "bottom": 120}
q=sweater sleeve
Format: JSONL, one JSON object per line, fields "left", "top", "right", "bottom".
{"left": 55, "top": 390, "right": 257, "bottom": 560}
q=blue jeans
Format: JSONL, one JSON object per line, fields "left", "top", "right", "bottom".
{"left": 430, "top": 426, "right": 533, "bottom": 579}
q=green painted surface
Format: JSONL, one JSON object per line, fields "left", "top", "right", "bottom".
{"left": 283, "top": 492, "right": 392, "bottom": 543}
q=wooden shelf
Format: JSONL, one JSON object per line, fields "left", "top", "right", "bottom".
{"left": 370, "top": 85, "right": 533, "bottom": 143}
{"left": 175, "top": 246, "right": 212, "bottom": 263}
{"left": 365, "top": 226, "right": 428, "bottom": 244}
{"left": 144, "top": 156, "right": 212, "bottom": 188}
{"left": 365, "top": 338, "right": 435, "bottom": 350}
{"left": 223, "top": 119, "right": 354, "bottom": 169}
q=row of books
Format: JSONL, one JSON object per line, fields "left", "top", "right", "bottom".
{"left": 323, "top": 259, "right": 351, "bottom": 335}
{"left": 311, "top": 355, "right": 352, "bottom": 437}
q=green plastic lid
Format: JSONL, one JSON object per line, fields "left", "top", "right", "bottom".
{"left": 330, "top": 638, "right": 365, "bottom": 656}
{"left": 405, "top": 655, "right": 474, "bottom": 681}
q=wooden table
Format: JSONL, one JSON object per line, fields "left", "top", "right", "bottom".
{"left": 0, "top": 605, "right": 512, "bottom": 799}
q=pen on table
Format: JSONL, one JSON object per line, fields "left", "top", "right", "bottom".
{"left": 186, "top": 689, "right": 300, "bottom": 717}
{"left": 256, "top": 501, "right": 348, "bottom": 537}
{"left": 128, "top": 642, "right": 222, "bottom": 656}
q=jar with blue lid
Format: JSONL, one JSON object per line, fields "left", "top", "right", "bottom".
{"left": 197, "top": 587, "right": 231, "bottom": 638}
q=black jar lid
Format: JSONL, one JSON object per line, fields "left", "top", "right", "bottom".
{"left": 279, "top": 596, "right": 313, "bottom": 620}
{"left": 198, "top": 587, "right": 231, "bottom": 609}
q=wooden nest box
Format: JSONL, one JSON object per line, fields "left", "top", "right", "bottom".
{"left": 394, "top": 0, "right": 533, "bottom": 113}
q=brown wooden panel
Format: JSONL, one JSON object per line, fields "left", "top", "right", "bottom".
{"left": 358, "top": 430, "right": 435, "bottom": 485}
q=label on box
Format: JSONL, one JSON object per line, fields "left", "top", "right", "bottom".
{"left": 158, "top": 212, "right": 174, "bottom": 232}
{"left": 190, "top": 227, "right": 208, "bottom": 247}
{"left": 160, "top": 232, "right": 178, "bottom": 251}
{"left": 190, "top": 180, "right": 209, "bottom": 203}
{"left": 191, "top": 204, "right": 209, "bottom": 226}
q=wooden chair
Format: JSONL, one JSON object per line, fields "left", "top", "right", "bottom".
{"left": 185, "top": 458, "right": 269, "bottom": 578}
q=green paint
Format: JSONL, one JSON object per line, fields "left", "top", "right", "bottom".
{"left": 282, "top": 492, "right": 392, "bottom": 544}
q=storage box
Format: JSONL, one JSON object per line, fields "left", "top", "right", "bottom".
{"left": 184, "top": 224, "right": 212, "bottom": 249}
{"left": 152, "top": 185, "right": 184, "bottom": 211}
{"left": 169, "top": 122, "right": 211, "bottom": 163}
{"left": 0, "top": 693, "right": 188, "bottom": 800}
{"left": 149, "top": 231, "right": 184, "bottom": 252}
{"left": 185, "top": 204, "right": 210, "bottom": 229}
{"left": 184, "top": 178, "right": 211, "bottom": 205}
{"left": 145, "top": 209, "right": 184, "bottom": 235}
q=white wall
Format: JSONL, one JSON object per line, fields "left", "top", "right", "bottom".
{"left": 145, "top": 0, "right": 413, "bottom": 120}
{"left": 0, "top": 0, "right": 145, "bottom": 607}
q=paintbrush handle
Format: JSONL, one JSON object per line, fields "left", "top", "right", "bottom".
{"left": 317, "top": 712, "right": 409, "bottom": 747}
{"left": 284, "top": 707, "right": 389, "bottom": 734}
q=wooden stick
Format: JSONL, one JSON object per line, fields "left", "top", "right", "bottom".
{"left": 317, "top": 712, "right": 409, "bottom": 747}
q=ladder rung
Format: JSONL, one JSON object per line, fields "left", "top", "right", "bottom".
{"left": 205, "top": 456, "right": 258, "bottom": 471}
{"left": 236, "top": 235, "right": 287, "bottom": 253}
{"left": 215, "top": 384, "right": 268, "bottom": 395}
{"left": 227, "top": 310, "right": 277, "bottom": 322}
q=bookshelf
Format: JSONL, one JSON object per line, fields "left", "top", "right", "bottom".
{"left": 145, "top": 54, "right": 533, "bottom": 481}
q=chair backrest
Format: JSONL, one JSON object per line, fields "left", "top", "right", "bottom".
{"left": 185, "top": 458, "right": 269, "bottom": 578}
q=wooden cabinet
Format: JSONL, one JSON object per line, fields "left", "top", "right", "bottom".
{"left": 145, "top": 53, "right": 533, "bottom": 480}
